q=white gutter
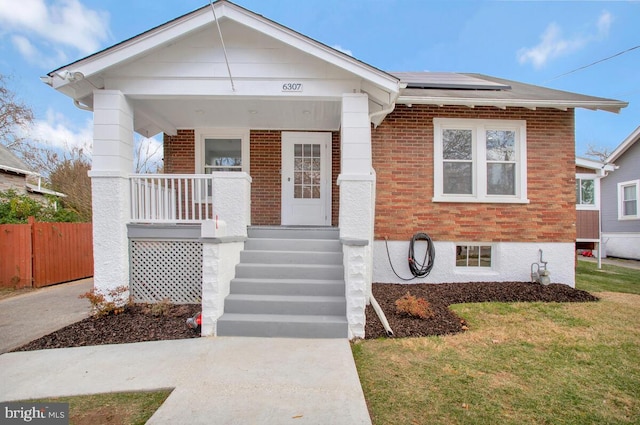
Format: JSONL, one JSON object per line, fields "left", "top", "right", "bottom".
{"left": 74, "top": 99, "right": 93, "bottom": 111}
{"left": 396, "top": 96, "right": 628, "bottom": 114}
{"left": 369, "top": 103, "right": 396, "bottom": 128}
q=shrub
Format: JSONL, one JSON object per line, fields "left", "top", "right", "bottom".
{"left": 0, "top": 189, "right": 80, "bottom": 223}
{"left": 150, "top": 298, "right": 172, "bottom": 317}
{"left": 79, "top": 286, "right": 130, "bottom": 317}
{"left": 395, "top": 292, "right": 434, "bottom": 319}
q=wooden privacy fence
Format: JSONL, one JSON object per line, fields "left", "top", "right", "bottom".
{"left": 0, "top": 218, "right": 93, "bottom": 288}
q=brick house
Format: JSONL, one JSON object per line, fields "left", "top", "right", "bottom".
{"left": 43, "top": 1, "right": 626, "bottom": 338}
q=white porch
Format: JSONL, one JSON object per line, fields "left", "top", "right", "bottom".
{"left": 89, "top": 90, "right": 391, "bottom": 339}
{"left": 48, "top": 1, "right": 401, "bottom": 338}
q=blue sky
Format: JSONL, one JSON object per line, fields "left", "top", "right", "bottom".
{"left": 0, "top": 0, "right": 638, "bottom": 159}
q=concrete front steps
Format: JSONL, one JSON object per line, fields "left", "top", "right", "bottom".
{"left": 217, "top": 227, "right": 348, "bottom": 338}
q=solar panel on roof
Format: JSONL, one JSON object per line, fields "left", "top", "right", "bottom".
{"left": 391, "top": 72, "right": 511, "bottom": 90}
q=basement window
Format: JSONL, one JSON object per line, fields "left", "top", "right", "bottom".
{"left": 456, "top": 245, "right": 492, "bottom": 267}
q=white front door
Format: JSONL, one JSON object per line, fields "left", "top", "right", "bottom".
{"left": 281, "top": 132, "right": 332, "bottom": 226}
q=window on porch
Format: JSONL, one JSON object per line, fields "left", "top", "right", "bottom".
{"left": 204, "top": 138, "right": 242, "bottom": 172}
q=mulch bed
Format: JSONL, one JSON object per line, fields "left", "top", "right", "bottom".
{"left": 12, "top": 282, "right": 599, "bottom": 351}
{"left": 365, "top": 282, "right": 599, "bottom": 339}
{"left": 13, "top": 304, "right": 201, "bottom": 352}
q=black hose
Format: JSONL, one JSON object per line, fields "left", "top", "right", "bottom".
{"left": 385, "top": 232, "right": 436, "bottom": 281}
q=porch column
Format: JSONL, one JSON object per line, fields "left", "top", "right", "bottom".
{"left": 338, "top": 93, "right": 374, "bottom": 339}
{"left": 201, "top": 172, "right": 252, "bottom": 336}
{"left": 88, "top": 90, "right": 134, "bottom": 298}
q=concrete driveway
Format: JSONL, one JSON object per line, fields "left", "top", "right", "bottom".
{"left": 0, "top": 278, "right": 93, "bottom": 353}
{"left": 0, "top": 279, "right": 372, "bottom": 424}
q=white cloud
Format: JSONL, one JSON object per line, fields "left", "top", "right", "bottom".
{"left": 16, "top": 109, "right": 164, "bottom": 172}
{"left": 597, "top": 11, "right": 612, "bottom": 36}
{"left": 0, "top": 0, "right": 110, "bottom": 66}
{"left": 11, "top": 35, "right": 38, "bottom": 61}
{"left": 517, "top": 11, "right": 613, "bottom": 69}
{"left": 25, "top": 108, "right": 93, "bottom": 151}
{"left": 332, "top": 44, "right": 353, "bottom": 56}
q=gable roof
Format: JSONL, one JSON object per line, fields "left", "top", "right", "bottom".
{"left": 607, "top": 125, "right": 640, "bottom": 163}
{"left": 0, "top": 144, "right": 34, "bottom": 176}
{"left": 395, "top": 73, "right": 627, "bottom": 113}
{"left": 45, "top": 0, "right": 400, "bottom": 99}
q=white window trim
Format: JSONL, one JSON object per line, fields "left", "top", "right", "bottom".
{"left": 195, "top": 128, "right": 250, "bottom": 174}
{"left": 576, "top": 173, "right": 600, "bottom": 211}
{"left": 617, "top": 179, "right": 640, "bottom": 220}
{"left": 433, "top": 118, "right": 528, "bottom": 203}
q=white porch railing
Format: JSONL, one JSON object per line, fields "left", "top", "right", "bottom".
{"left": 130, "top": 174, "right": 214, "bottom": 223}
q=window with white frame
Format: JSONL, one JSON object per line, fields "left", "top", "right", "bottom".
{"left": 433, "top": 119, "right": 527, "bottom": 203}
{"left": 618, "top": 180, "right": 639, "bottom": 220}
{"left": 195, "top": 129, "right": 250, "bottom": 174}
{"left": 456, "top": 245, "right": 492, "bottom": 268}
{"left": 575, "top": 175, "right": 599, "bottom": 210}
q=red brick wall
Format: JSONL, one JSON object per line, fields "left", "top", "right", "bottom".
{"left": 331, "top": 131, "right": 340, "bottom": 226}
{"left": 164, "top": 130, "right": 195, "bottom": 174}
{"left": 372, "top": 105, "right": 576, "bottom": 243}
{"left": 250, "top": 130, "right": 281, "bottom": 225}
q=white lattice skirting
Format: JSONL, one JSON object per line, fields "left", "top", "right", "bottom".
{"left": 130, "top": 240, "right": 202, "bottom": 304}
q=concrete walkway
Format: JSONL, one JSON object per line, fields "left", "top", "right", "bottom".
{"left": 0, "top": 278, "right": 93, "bottom": 354}
{"left": 0, "top": 337, "right": 372, "bottom": 425}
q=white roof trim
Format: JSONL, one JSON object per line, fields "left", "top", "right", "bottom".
{"left": 607, "top": 125, "right": 640, "bottom": 163}
{"left": 396, "top": 95, "right": 626, "bottom": 113}
{"left": 48, "top": 0, "right": 399, "bottom": 99}
{"left": 576, "top": 157, "right": 615, "bottom": 176}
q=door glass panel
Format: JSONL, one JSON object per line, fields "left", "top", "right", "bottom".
{"left": 293, "top": 143, "right": 321, "bottom": 199}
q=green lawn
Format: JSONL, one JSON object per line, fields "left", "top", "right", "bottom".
{"left": 353, "top": 262, "right": 640, "bottom": 424}
{"left": 25, "top": 390, "right": 172, "bottom": 425}
{"left": 576, "top": 259, "right": 640, "bottom": 294}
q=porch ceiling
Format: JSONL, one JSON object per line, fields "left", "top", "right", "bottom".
{"left": 132, "top": 97, "right": 342, "bottom": 137}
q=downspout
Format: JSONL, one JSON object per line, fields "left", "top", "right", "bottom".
{"left": 365, "top": 87, "right": 402, "bottom": 337}
{"left": 370, "top": 294, "right": 393, "bottom": 337}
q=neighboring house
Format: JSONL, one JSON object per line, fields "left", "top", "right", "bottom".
{"left": 575, "top": 157, "right": 614, "bottom": 263}
{"left": 43, "top": 0, "right": 627, "bottom": 339}
{"left": 0, "top": 144, "right": 65, "bottom": 203}
{"left": 601, "top": 126, "right": 640, "bottom": 260}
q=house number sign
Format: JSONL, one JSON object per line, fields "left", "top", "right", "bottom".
{"left": 282, "top": 83, "right": 303, "bottom": 92}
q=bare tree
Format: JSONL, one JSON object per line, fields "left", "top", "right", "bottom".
{"left": 48, "top": 148, "right": 92, "bottom": 221}
{"left": 584, "top": 144, "right": 611, "bottom": 162}
{"left": 134, "top": 136, "right": 164, "bottom": 173}
{"left": 0, "top": 74, "right": 34, "bottom": 149}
